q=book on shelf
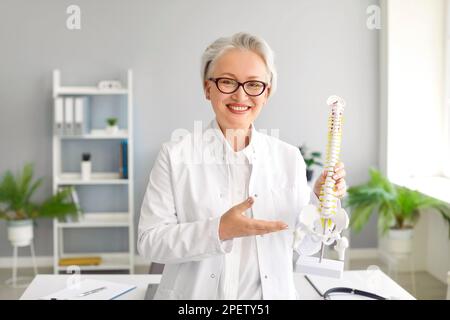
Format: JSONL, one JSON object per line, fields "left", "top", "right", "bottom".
{"left": 119, "top": 140, "right": 128, "bottom": 179}
{"left": 119, "top": 141, "right": 123, "bottom": 178}
{"left": 58, "top": 256, "right": 102, "bottom": 266}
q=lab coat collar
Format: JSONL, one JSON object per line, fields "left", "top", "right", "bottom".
{"left": 209, "top": 118, "right": 259, "bottom": 162}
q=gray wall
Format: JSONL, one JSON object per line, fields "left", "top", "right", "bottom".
{"left": 0, "top": 0, "right": 379, "bottom": 258}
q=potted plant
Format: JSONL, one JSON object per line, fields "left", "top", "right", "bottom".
{"left": 0, "top": 163, "right": 78, "bottom": 247}
{"left": 299, "top": 145, "right": 323, "bottom": 182}
{"left": 344, "top": 167, "right": 450, "bottom": 254}
{"left": 106, "top": 117, "right": 119, "bottom": 134}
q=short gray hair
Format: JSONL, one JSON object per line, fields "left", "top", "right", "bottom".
{"left": 201, "top": 32, "right": 277, "bottom": 97}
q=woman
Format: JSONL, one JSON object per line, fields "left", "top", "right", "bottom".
{"left": 138, "top": 32, "right": 347, "bottom": 300}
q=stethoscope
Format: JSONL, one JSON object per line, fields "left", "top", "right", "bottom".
{"left": 305, "top": 275, "right": 388, "bottom": 300}
{"left": 322, "top": 287, "right": 387, "bottom": 300}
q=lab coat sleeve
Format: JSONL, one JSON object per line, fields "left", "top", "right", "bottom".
{"left": 293, "top": 154, "right": 341, "bottom": 256}
{"left": 137, "top": 144, "right": 232, "bottom": 264}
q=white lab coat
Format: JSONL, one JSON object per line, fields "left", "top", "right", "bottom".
{"left": 137, "top": 119, "right": 325, "bottom": 299}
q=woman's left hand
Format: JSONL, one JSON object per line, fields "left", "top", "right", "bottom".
{"left": 313, "top": 162, "right": 347, "bottom": 199}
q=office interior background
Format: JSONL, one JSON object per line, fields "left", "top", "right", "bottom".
{"left": 0, "top": 0, "right": 449, "bottom": 300}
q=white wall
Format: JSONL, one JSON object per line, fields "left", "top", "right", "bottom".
{"left": 386, "top": 0, "right": 446, "bottom": 180}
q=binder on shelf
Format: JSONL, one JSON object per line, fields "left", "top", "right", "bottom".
{"left": 64, "top": 97, "right": 74, "bottom": 136}
{"left": 74, "top": 97, "right": 89, "bottom": 135}
{"left": 54, "top": 97, "right": 64, "bottom": 136}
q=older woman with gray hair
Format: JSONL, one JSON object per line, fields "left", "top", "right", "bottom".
{"left": 138, "top": 32, "right": 347, "bottom": 299}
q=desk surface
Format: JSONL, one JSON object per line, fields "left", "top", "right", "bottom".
{"left": 20, "top": 270, "right": 415, "bottom": 300}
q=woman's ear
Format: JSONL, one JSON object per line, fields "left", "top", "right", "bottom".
{"left": 261, "top": 85, "right": 271, "bottom": 105}
{"left": 204, "top": 81, "right": 211, "bottom": 100}
{"left": 265, "top": 85, "right": 271, "bottom": 99}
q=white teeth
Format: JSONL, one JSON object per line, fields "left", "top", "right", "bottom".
{"left": 228, "top": 105, "right": 249, "bottom": 111}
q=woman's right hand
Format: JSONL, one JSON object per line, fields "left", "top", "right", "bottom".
{"left": 218, "top": 197, "right": 288, "bottom": 241}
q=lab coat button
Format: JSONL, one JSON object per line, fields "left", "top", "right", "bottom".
{"left": 264, "top": 275, "right": 268, "bottom": 279}
{"left": 210, "top": 273, "right": 215, "bottom": 278}
{"left": 254, "top": 194, "right": 258, "bottom": 197}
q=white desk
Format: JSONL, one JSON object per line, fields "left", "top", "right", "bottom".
{"left": 20, "top": 270, "right": 415, "bottom": 300}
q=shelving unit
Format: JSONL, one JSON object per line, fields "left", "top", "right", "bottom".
{"left": 52, "top": 69, "right": 134, "bottom": 274}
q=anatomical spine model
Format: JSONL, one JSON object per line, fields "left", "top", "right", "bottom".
{"left": 294, "top": 95, "right": 349, "bottom": 278}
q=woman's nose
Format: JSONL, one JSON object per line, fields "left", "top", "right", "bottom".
{"left": 231, "top": 85, "right": 248, "bottom": 100}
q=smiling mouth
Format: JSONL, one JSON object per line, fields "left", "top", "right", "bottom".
{"left": 226, "top": 104, "right": 252, "bottom": 112}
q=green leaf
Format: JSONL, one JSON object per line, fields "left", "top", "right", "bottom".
{"left": 25, "top": 177, "right": 43, "bottom": 206}
{"left": 378, "top": 202, "right": 396, "bottom": 234}
{"left": 0, "top": 171, "right": 21, "bottom": 211}
{"left": 350, "top": 204, "right": 377, "bottom": 233}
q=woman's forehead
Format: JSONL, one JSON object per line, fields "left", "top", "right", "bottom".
{"left": 212, "top": 49, "right": 268, "bottom": 79}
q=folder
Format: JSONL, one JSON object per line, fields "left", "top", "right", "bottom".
{"left": 54, "top": 97, "right": 64, "bottom": 136}
{"left": 74, "top": 97, "right": 88, "bottom": 135}
{"left": 39, "top": 279, "right": 136, "bottom": 300}
{"left": 64, "top": 97, "right": 74, "bottom": 136}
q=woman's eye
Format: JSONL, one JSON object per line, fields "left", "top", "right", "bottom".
{"left": 247, "top": 82, "right": 263, "bottom": 88}
{"left": 220, "top": 79, "right": 235, "bottom": 85}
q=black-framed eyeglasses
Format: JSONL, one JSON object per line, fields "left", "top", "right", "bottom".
{"left": 208, "top": 77, "right": 267, "bottom": 96}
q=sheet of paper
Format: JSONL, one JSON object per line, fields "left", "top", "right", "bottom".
{"left": 39, "top": 279, "right": 136, "bottom": 300}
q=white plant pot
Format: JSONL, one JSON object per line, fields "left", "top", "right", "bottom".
{"left": 106, "top": 125, "right": 119, "bottom": 135}
{"left": 81, "top": 160, "right": 91, "bottom": 181}
{"left": 387, "top": 228, "right": 414, "bottom": 254}
{"left": 7, "top": 219, "right": 34, "bottom": 247}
